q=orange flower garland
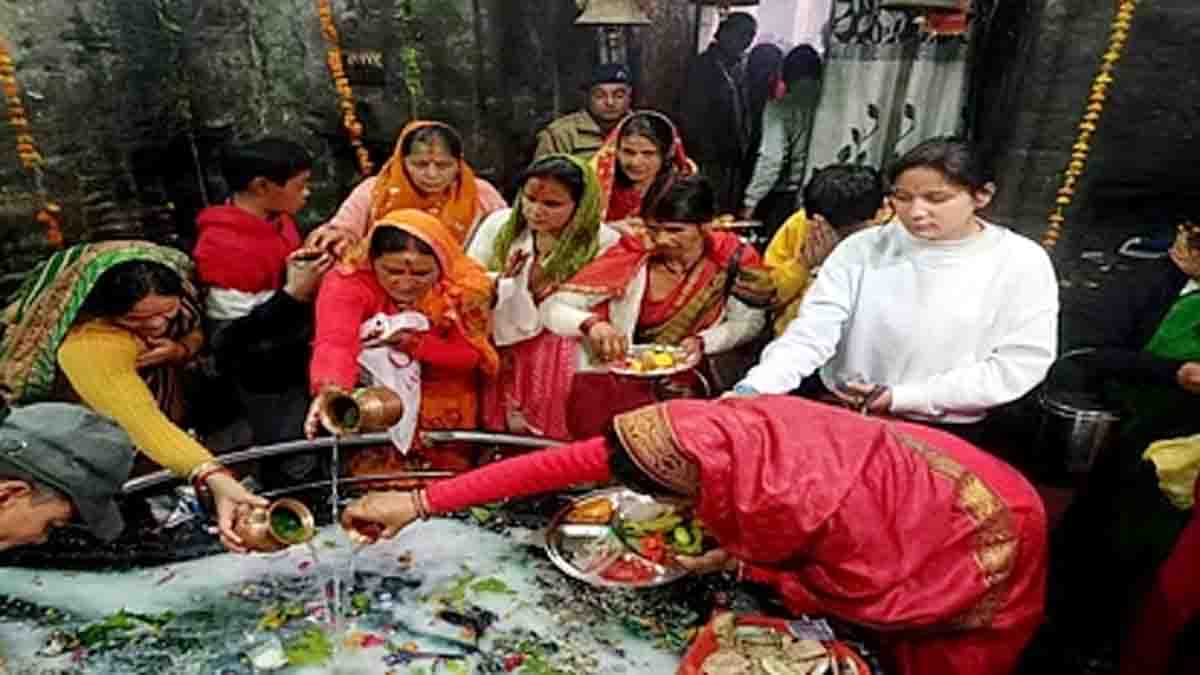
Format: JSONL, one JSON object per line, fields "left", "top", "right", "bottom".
{"left": 1041, "top": 0, "right": 1139, "bottom": 251}
{"left": 317, "top": 0, "right": 374, "bottom": 177}
{"left": 1, "top": 37, "right": 62, "bottom": 248}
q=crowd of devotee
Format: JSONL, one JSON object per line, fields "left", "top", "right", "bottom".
{"left": 1, "top": 10, "right": 1198, "bottom": 675}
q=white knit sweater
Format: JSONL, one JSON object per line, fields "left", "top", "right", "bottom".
{"left": 740, "top": 220, "right": 1059, "bottom": 423}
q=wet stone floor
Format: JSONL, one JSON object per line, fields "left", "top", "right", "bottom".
{"left": 0, "top": 500, "right": 747, "bottom": 675}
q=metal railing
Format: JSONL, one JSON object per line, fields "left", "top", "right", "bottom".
{"left": 121, "top": 430, "right": 563, "bottom": 495}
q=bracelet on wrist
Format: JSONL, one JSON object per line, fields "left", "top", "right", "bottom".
{"left": 410, "top": 489, "right": 431, "bottom": 520}
{"left": 188, "top": 460, "right": 222, "bottom": 484}
{"left": 190, "top": 462, "right": 234, "bottom": 510}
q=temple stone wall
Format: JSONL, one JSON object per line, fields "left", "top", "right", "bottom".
{"left": 982, "top": 0, "right": 1200, "bottom": 257}
{"left": 2, "top": 0, "right": 1198, "bottom": 283}
{"left": 0, "top": 0, "right": 691, "bottom": 290}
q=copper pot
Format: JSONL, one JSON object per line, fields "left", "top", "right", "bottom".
{"left": 319, "top": 386, "right": 404, "bottom": 435}
{"left": 232, "top": 498, "right": 317, "bottom": 553}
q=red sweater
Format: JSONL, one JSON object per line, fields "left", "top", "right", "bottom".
{"left": 193, "top": 205, "right": 301, "bottom": 293}
{"left": 310, "top": 269, "right": 483, "bottom": 394}
{"left": 426, "top": 437, "right": 612, "bottom": 513}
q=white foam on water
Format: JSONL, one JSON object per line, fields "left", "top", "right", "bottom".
{"left": 0, "top": 519, "right": 683, "bottom": 674}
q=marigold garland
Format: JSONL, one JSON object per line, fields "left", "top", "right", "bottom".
{"left": 1041, "top": 0, "right": 1138, "bottom": 251}
{"left": 0, "top": 37, "right": 62, "bottom": 248}
{"left": 317, "top": 0, "right": 374, "bottom": 177}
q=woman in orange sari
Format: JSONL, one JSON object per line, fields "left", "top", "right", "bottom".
{"left": 307, "top": 121, "right": 507, "bottom": 254}
{"left": 305, "top": 209, "right": 497, "bottom": 471}
{"left": 541, "top": 176, "right": 771, "bottom": 438}
{"left": 593, "top": 110, "right": 695, "bottom": 226}
{"left": 344, "top": 395, "right": 1048, "bottom": 675}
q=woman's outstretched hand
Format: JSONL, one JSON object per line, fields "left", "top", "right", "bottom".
{"left": 340, "top": 491, "right": 420, "bottom": 545}
{"left": 584, "top": 320, "right": 628, "bottom": 364}
{"left": 206, "top": 473, "right": 269, "bottom": 553}
{"left": 305, "top": 225, "right": 359, "bottom": 259}
{"left": 676, "top": 547, "right": 738, "bottom": 576}
{"left": 304, "top": 386, "right": 347, "bottom": 439}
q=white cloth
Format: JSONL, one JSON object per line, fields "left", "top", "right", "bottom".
{"left": 467, "top": 208, "right": 621, "bottom": 347}
{"left": 540, "top": 260, "right": 768, "bottom": 372}
{"left": 356, "top": 311, "right": 430, "bottom": 453}
{"left": 204, "top": 287, "right": 275, "bottom": 321}
{"left": 740, "top": 221, "right": 1059, "bottom": 423}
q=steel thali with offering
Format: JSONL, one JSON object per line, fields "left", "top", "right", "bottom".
{"left": 608, "top": 344, "right": 696, "bottom": 379}
{"left": 545, "top": 487, "right": 714, "bottom": 589}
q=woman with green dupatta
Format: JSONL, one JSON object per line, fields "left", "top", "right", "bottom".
{"left": 1051, "top": 218, "right": 1200, "bottom": 658}
{"left": 0, "top": 241, "right": 266, "bottom": 552}
{"left": 541, "top": 175, "right": 772, "bottom": 440}
{"left": 466, "top": 155, "right": 620, "bottom": 440}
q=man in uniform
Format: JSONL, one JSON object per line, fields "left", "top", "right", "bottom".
{"left": 534, "top": 63, "right": 634, "bottom": 162}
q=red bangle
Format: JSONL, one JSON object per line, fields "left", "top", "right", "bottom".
{"left": 192, "top": 464, "right": 234, "bottom": 501}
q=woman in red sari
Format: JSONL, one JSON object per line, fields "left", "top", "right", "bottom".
{"left": 593, "top": 110, "right": 695, "bottom": 226}
{"left": 342, "top": 395, "right": 1047, "bottom": 675}
{"left": 540, "top": 176, "right": 771, "bottom": 438}
{"left": 306, "top": 208, "right": 498, "bottom": 471}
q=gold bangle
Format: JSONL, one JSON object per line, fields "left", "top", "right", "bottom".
{"left": 187, "top": 459, "right": 222, "bottom": 484}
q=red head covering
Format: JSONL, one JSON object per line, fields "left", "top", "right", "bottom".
{"left": 591, "top": 110, "right": 695, "bottom": 222}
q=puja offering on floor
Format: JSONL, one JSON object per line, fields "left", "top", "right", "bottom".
{"left": 611, "top": 344, "right": 693, "bottom": 377}
{"left": 546, "top": 488, "right": 716, "bottom": 589}
{"left": 682, "top": 613, "right": 872, "bottom": 675}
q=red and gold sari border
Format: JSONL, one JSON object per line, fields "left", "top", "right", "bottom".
{"left": 613, "top": 403, "right": 700, "bottom": 496}
{"left": 893, "top": 430, "right": 1018, "bottom": 630}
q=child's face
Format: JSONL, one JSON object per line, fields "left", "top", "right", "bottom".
{"left": 263, "top": 170, "right": 311, "bottom": 216}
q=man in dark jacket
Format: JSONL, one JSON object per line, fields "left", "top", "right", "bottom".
{"left": 680, "top": 12, "right": 758, "bottom": 213}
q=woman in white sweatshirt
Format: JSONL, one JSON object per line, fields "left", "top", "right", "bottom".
{"left": 736, "top": 137, "right": 1059, "bottom": 436}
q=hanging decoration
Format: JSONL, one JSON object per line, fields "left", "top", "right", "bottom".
{"left": 1041, "top": 0, "right": 1138, "bottom": 251}
{"left": 317, "top": 0, "right": 374, "bottom": 177}
{"left": 1, "top": 38, "right": 62, "bottom": 248}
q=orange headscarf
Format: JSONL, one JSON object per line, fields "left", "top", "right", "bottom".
{"left": 349, "top": 208, "right": 499, "bottom": 377}
{"left": 370, "top": 121, "right": 481, "bottom": 243}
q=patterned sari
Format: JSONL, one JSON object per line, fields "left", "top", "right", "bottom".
{"left": 0, "top": 241, "right": 200, "bottom": 415}
{"left": 562, "top": 230, "right": 765, "bottom": 344}
{"left": 480, "top": 155, "right": 605, "bottom": 439}
{"left": 561, "top": 231, "right": 768, "bottom": 438}
{"left": 591, "top": 111, "right": 695, "bottom": 222}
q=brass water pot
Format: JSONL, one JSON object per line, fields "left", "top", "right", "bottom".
{"left": 318, "top": 386, "right": 404, "bottom": 435}
{"left": 232, "top": 498, "right": 317, "bottom": 553}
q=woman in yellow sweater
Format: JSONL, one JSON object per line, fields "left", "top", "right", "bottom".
{"left": 0, "top": 241, "right": 265, "bottom": 552}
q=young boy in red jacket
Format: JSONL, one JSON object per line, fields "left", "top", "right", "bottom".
{"left": 192, "top": 139, "right": 332, "bottom": 475}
